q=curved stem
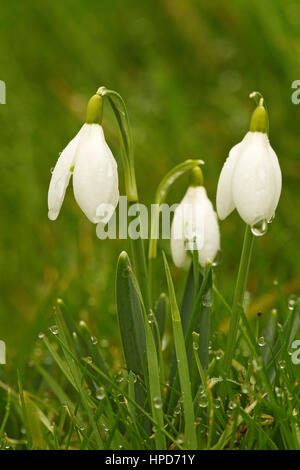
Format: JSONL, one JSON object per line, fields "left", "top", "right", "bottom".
{"left": 98, "top": 87, "right": 138, "bottom": 202}
{"left": 222, "top": 225, "right": 254, "bottom": 379}
{"left": 98, "top": 87, "right": 149, "bottom": 309}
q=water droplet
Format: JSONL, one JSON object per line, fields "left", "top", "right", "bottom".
{"left": 228, "top": 400, "right": 237, "bottom": 410}
{"left": 278, "top": 359, "right": 286, "bottom": 370}
{"left": 199, "top": 395, "right": 208, "bottom": 408}
{"left": 202, "top": 291, "right": 212, "bottom": 307}
{"left": 288, "top": 294, "right": 297, "bottom": 311}
{"left": 258, "top": 336, "right": 265, "bottom": 347}
{"left": 117, "top": 394, "right": 126, "bottom": 404}
{"left": 153, "top": 397, "right": 163, "bottom": 409}
{"left": 83, "top": 356, "right": 93, "bottom": 364}
{"left": 212, "top": 249, "right": 223, "bottom": 267}
{"left": 214, "top": 398, "right": 222, "bottom": 409}
{"left": 49, "top": 325, "right": 58, "bottom": 335}
{"left": 38, "top": 332, "right": 45, "bottom": 339}
{"left": 91, "top": 336, "right": 98, "bottom": 345}
{"left": 215, "top": 350, "right": 222, "bottom": 360}
{"left": 193, "top": 341, "right": 199, "bottom": 350}
{"left": 242, "top": 384, "right": 249, "bottom": 394}
{"left": 267, "top": 214, "right": 275, "bottom": 224}
{"left": 148, "top": 312, "right": 155, "bottom": 324}
{"left": 176, "top": 433, "right": 184, "bottom": 445}
{"left": 116, "top": 372, "right": 124, "bottom": 383}
{"left": 130, "top": 372, "right": 137, "bottom": 383}
{"left": 50, "top": 167, "right": 54, "bottom": 174}
{"left": 251, "top": 219, "right": 268, "bottom": 237}
{"left": 96, "top": 387, "right": 105, "bottom": 401}
{"left": 174, "top": 402, "right": 182, "bottom": 415}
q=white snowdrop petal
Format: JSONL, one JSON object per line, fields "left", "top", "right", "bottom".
{"left": 267, "top": 143, "right": 282, "bottom": 220}
{"left": 73, "top": 124, "right": 119, "bottom": 224}
{"left": 171, "top": 186, "right": 220, "bottom": 269}
{"left": 47, "top": 126, "right": 83, "bottom": 220}
{"left": 216, "top": 141, "right": 242, "bottom": 220}
{"left": 171, "top": 202, "right": 188, "bottom": 269}
{"left": 232, "top": 132, "right": 276, "bottom": 226}
{"left": 198, "top": 193, "right": 220, "bottom": 267}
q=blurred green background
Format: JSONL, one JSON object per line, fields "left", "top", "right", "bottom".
{"left": 0, "top": 0, "right": 299, "bottom": 367}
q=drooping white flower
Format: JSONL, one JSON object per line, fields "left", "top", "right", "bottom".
{"left": 216, "top": 100, "right": 281, "bottom": 233}
{"left": 48, "top": 94, "right": 119, "bottom": 224}
{"left": 171, "top": 176, "right": 220, "bottom": 268}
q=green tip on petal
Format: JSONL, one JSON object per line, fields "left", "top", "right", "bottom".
{"left": 249, "top": 92, "right": 268, "bottom": 134}
{"left": 85, "top": 93, "right": 103, "bottom": 124}
{"left": 189, "top": 166, "right": 204, "bottom": 187}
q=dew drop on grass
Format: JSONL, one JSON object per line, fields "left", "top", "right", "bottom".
{"left": 83, "top": 356, "right": 93, "bottom": 364}
{"left": 258, "top": 336, "right": 265, "bottom": 347}
{"left": 288, "top": 294, "right": 297, "bottom": 311}
{"left": 199, "top": 395, "right": 208, "bottom": 408}
{"left": 117, "top": 394, "right": 126, "bottom": 404}
{"left": 215, "top": 350, "right": 222, "bottom": 360}
{"left": 174, "top": 403, "right": 182, "bottom": 415}
{"left": 202, "top": 291, "right": 212, "bottom": 307}
{"left": 251, "top": 219, "right": 268, "bottom": 237}
{"left": 176, "top": 433, "right": 184, "bottom": 445}
{"left": 193, "top": 341, "right": 199, "bottom": 350}
{"left": 96, "top": 387, "right": 105, "bottom": 401}
{"left": 228, "top": 400, "right": 237, "bottom": 410}
{"left": 91, "top": 336, "right": 98, "bottom": 344}
{"left": 49, "top": 325, "right": 58, "bottom": 335}
{"left": 38, "top": 332, "right": 45, "bottom": 339}
{"left": 153, "top": 397, "right": 163, "bottom": 409}
{"left": 214, "top": 398, "right": 222, "bottom": 409}
{"left": 147, "top": 312, "right": 154, "bottom": 324}
{"left": 278, "top": 360, "right": 286, "bottom": 370}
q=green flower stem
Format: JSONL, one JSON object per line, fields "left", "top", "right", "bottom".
{"left": 99, "top": 87, "right": 150, "bottom": 309}
{"left": 222, "top": 224, "right": 254, "bottom": 379}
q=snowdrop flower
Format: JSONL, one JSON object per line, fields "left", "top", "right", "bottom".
{"left": 216, "top": 98, "right": 281, "bottom": 235}
{"left": 48, "top": 93, "right": 119, "bottom": 224}
{"left": 171, "top": 167, "right": 220, "bottom": 268}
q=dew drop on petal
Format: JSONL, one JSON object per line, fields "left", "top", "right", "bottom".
{"left": 251, "top": 219, "right": 268, "bottom": 237}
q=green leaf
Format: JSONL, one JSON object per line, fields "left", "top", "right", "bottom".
{"left": 117, "top": 251, "right": 166, "bottom": 449}
{"left": 116, "top": 251, "right": 146, "bottom": 377}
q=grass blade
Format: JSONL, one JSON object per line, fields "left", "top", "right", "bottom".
{"left": 162, "top": 252, "right": 197, "bottom": 449}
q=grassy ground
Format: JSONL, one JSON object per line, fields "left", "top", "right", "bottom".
{"left": 0, "top": 0, "right": 299, "bottom": 449}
